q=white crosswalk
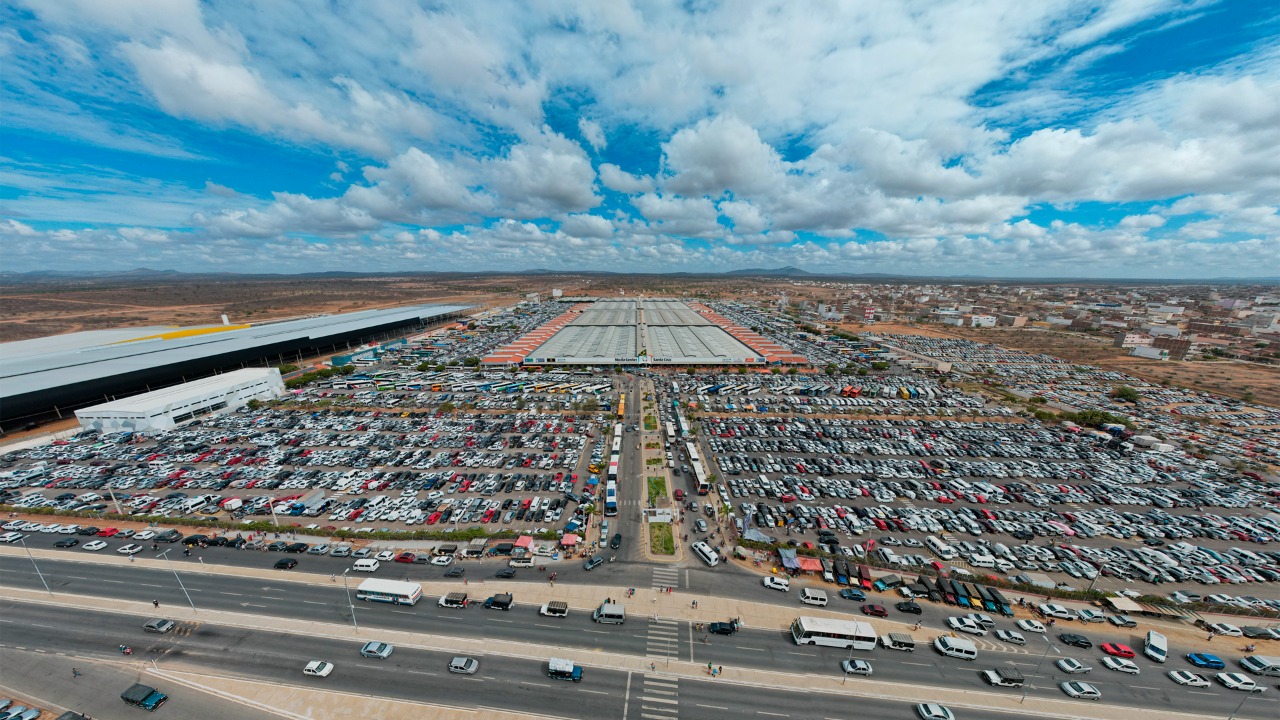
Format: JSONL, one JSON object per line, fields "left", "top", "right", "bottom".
{"left": 645, "top": 616, "right": 680, "bottom": 660}
{"left": 651, "top": 566, "right": 681, "bottom": 591}
{"left": 635, "top": 674, "right": 680, "bottom": 720}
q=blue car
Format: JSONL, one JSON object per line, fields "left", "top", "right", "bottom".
{"left": 1186, "top": 653, "right": 1225, "bottom": 669}
{"left": 839, "top": 588, "right": 866, "bottom": 601}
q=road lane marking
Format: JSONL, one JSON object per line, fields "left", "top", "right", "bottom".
{"left": 640, "top": 695, "right": 678, "bottom": 705}
{"left": 263, "top": 596, "right": 285, "bottom": 601}
{"left": 219, "top": 592, "right": 243, "bottom": 596}
{"left": 1131, "top": 686, "right": 1159, "bottom": 690}
{"left": 405, "top": 670, "right": 439, "bottom": 676}
{"left": 734, "top": 646, "right": 765, "bottom": 651}
{"left": 579, "top": 689, "right": 609, "bottom": 695}
{"left": 698, "top": 705, "right": 729, "bottom": 710}
{"left": 901, "top": 662, "right": 931, "bottom": 667}
{"left": 303, "top": 600, "right": 325, "bottom": 605}
{"left": 757, "top": 712, "right": 789, "bottom": 717}
{"left": 785, "top": 651, "right": 812, "bottom": 657}
{"left": 1187, "top": 691, "right": 1217, "bottom": 696}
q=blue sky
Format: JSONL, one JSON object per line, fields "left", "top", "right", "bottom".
{"left": 2, "top": 1, "right": 1278, "bottom": 278}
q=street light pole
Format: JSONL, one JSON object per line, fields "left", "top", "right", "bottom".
{"left": 1021, "top": 635, "right": 1058, "bottom": 704}
{"left": 156, "top": 550, "right": 197, "bottom": 614}
{"left": 342, "top": 569, "right": 359, "bottom": 633}
{"left": 18, "top": 538, "right": 53, "bottom": 596}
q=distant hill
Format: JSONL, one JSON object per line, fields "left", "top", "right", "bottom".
{"left": 722, "top": 266, "right": 813, "bottom": 277}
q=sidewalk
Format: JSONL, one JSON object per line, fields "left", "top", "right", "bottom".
{"left": 0, "top": 546, "right": 1251, "bottom": 720}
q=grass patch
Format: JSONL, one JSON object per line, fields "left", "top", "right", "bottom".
{"left": 645, "top": 457, "right": 663, "bottom": 466}
{"left": 647, "top": 476, "right": 666, "bottom": 504}
{"left": 649, "top": 522, "right": 675, "bottom": 555}
{"left": 643, "top": 414, "right": 658, "bottom": 431}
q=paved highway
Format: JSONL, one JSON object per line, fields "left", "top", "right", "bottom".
{"left": 0, "top": 600, "right": 1080, "bottom": 720}
{"left": 0, "top": 554, "right": 1275, "bottom": 718}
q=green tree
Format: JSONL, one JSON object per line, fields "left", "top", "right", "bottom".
{"left": 1110, "top": 385, "right": 1142, "bottom": 403}
{"left": 856, "top": 368, "right": 869, "bottom": 376}
{"left": 787, "top": 367, "right": 798, "bottom": 375}
{"left": 463, "top": 357, "right": 481, "bottom": 367}
{"left": 824, "top": 364, "right": 838, "bottom": 375}
{"left": 686, "top": 367, "right": 697, "bottom": 376}
{"left": 439, "top": 401, "right": 457, "bottom": 414}
{"left": 276, "top": 364, "right": 300, "bottom": 375}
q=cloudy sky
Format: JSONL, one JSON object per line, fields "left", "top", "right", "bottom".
{"left": 3, "top": 1, "right": 1279, "bottom": 278}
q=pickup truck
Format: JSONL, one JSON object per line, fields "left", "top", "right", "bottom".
{"left": 980, "top": 667, "right": 1025, "bottom": 688}
{"left": 121, "top": 683, "right": 168, "bottom": 711}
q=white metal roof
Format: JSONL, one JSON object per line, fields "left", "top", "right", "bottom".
{"left": 76, "top": 368, "right": 277, "bottom": 415}
{"left": 0, "top": 304, "right": 469, "bottom": 400}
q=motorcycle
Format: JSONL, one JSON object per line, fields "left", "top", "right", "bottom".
{"left": 119, "top": 645, "right": 133, "bottom": 655}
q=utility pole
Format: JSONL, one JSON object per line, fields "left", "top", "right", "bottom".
{"left": 342, "top": 569, "right": 359, "bottom": 632}
{"left": 157, "top": 550, "right": 197, "bottom": 614}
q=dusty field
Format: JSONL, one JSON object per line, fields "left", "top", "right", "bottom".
{"left": 0, "top": 274, "right": 557, "bottom": 343}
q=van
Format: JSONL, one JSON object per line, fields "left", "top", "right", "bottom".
{"left": 934, "top": 636, "right": 978, "bottom": 661}
{"left": 547, "top": 657, "right": 583, "bottom": 683}
{"left": 981, "top": 667, "right": 1025, "bottom": 688}
{"left": 592, "top": 602, "right": 626, "bottom": 624}
{"left": 1143, "top": 630, "right": 1168, "bottom": 663}
{"left": 881, "top": 633, "right": 916, "bottom": 652}
{"left": 509, "top": 556, "right": 535, "bottom": 568}
{"left": 692, "top": 541, "right": 720, "bottom": 567}
{"left": 539, "top": 601, "right": 569, "bottom": 618}
{"left": 353, "top": 559, "right": 380, "bottom": 573}
{"left": 969, "top": 554, "right": 996, "bottom": 568}
{"left": 1239, "top": 655, "right": 1280, "bottom": 677}
{"left": 438, "top": 592, "right": 468, "bottom": 608}
{"left": 800, "top": 588, "right": 828, "bottom": 607}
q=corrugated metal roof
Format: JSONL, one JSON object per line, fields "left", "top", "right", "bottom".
{"left": 77, "top": 368, "right": 278, "bottom": 414}
{"left": 0, "top": 304, "right": 469, "bottom": 399}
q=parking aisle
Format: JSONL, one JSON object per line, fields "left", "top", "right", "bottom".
{"left": 634, "top": 673, "right": 680, "bottom": 720}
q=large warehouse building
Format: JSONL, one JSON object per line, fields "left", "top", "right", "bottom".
{"left": 0, "top": 303, "right": 470, "bottom": 430}
{"left": 484, "top": 299, "right": 805, "bottom": 365}
{"left": 75, "top": 368, "right": 285, "bottom": 434}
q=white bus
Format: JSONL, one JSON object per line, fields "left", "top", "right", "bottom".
{"left": 356, "top": 578, "right": 423, "bottom": 606}
{"left": 790, "top": 616, "right": 877, "bottom": 650}
{"left": 926, "top": 535, "right": 958, "bottom": 560}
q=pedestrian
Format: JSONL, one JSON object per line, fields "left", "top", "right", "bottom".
{"left": 129, "top": 554, "right": 135, "bottom": 562}
{"left": 717, "top": 665, "right": 722, "bottom": 676}
{"left": 650, "top": 662, "right": 656, "bottom": 672}
{"left": 708, "top": 661, "right": 713, "bottom": 671}
{"left": 1207, "top": 631, "right": 1214, "bottom": 641}
{"left": 331, "top": 574, "right": 336, "bottom": 582}
{"left": 72, "top": 667, "right": 82, "bottom": 678}
{"left": 152, "top": 599, "right": 159, "bottom": 609}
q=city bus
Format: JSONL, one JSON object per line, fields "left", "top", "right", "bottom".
{"left": 692, "top": 461, "right": 710, "bottom": 495}
{"left": 604, "top": 480, "right": 618, "bottom": 516}
{"left": 665, "top": 422, "right": 676, "bottom": 444}
{"left": 617, "top": 393, "right": 626, "bottom": 419}
{"left": 356, "top": 579, "right": 423, "bottom": 606}
{"left": 790, "top": 617, "right": 877, "bottom": 650}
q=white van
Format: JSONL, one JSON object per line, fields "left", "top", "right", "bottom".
{"left": 509, "top": 556, "right": 535, "bottom": 568}
{"left": 934, "top": 636, "right": 978, "bottom": 661}
{"left": 1143, "top": 630, "right": 1168, "bottom": 663}
{"left": 353, "top": 559, "right": 380, "bottom": 572}
{"left": 800, "top": 588, "right": 829, "bottom": 607}
{"left": 1239, "top": 655, "right": 1280, "bottom": 677}
{"left": 968, "top": 554, "right": 996, "bottom": 568}
{"left": 592, "top": 602, "right": 626, "bottom": 624}
{"left": 692, "top": 541, "right": 720, "bottom": 567}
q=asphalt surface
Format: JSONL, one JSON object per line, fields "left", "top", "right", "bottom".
{"left": 0, "top": 599, "right": 1101, "bottom": 720}
{"left": 1, "top": 553, "right": 1276, "bottom": 718}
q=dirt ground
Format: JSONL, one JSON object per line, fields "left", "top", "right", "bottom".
{"left": 859, "top": 323, "right": 1279, "bottom": 408}
{"left": 0, "top": 275, "right": 558, "bottom": 343}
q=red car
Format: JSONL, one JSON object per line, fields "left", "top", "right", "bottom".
{"left": 861, "top": 604, "right": 888, "bottom": 617}
{"left": 1101, "top": 643, "right": 1135, "bottom": 658}
{"left": 395, "top": 552, "right": 417, "bottom": 563}
{"left": 97, "top": 527, "right": 118, "bottom": 537}
{"left": 673, "top": 489, "right": 685, "bottom": 501}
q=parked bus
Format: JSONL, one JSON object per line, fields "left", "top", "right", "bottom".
{"left": 665, "top": 422, "right": 676, "bottom": 444}
{"left": 692, "top": 461, "right": 710, "bottom": 495}
{"left": 356, "top": 579, "right": 423, "bottom": 606}
{"left": 790, "top": 617, "right": 877, "bottom": 650}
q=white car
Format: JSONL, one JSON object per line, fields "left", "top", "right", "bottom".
{"left": 82, "top": 540, "right": 108, "bottom": 551}
{"left": 448, "top": 656, "right": 480, "bottom": 675}
{"left": 430, "top": 555, "right": 454, "bottom": 566}
{"left": 374, "top": 551, "right": 396, "bottom": 562}
{"left": 134, "top": 530, "right": 156, "bottom": 541}
{"left": 303, "top": 660, "right": 334, "bottom": 677}
{"left": 762, "top": 576, "right": 790, "bottom": 592}
{"left": 58, "top": 525, "right": 80, "bottom": 534}
{"left": 1038, "top": 603, "right": 1073, "bottom": 620}
{"left": 946, "top": 617, "right": 987, "bottom": 636}
{"left": 1208, "top": 623, "right": 1243, "bottom": 637}
{"left": 841, "top": 659, "right": 873, "bottom": 676}
{"left": 1102, "top": 657, "right": 1140, "bottom": 675}
{"left": 117, "top": 544, "right": 143, "bottom": 555}
{"left": 1060, "top": 681, "right": 1101, "bottom": 700}
{"left": 1016, "top": 619, "right": 1046, "bottom": 634}
{"left": 914, "top": 704, "right": 955, "bottom": 720}
{"left": 995, "top": 629, "right": 1026, "bottom": 646}
{"left": 1167, "top": 670, "right": 1210, "bottom": 688}
{"left": 1215, "top": 673, "right": 1264, "bottom": 692}
{"left": 1056, "top": 658, "right": 1092, "bottom": 674}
